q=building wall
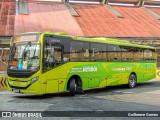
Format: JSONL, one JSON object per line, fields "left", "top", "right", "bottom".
{"left": 0, "top": 45, "right": 9, "bottom": 72}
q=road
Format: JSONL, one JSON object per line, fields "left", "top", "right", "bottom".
{"left": 0, "top": 79, "right": 160, "bottom": 120}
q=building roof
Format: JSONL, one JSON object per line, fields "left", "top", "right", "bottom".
{"left": 148, "top": 7, "right": 160, "bottom": 16}
{"left": 0, "top": 0, "right": 15, "bottom": 36}
{"left": 0, "top": 1, "right": 160, "bottom": 38}
{"left": 72, "top": 4, "right": 160, "bottom": 37}
{"left": 14, "top": 2, "right": 84, "bottom": 36}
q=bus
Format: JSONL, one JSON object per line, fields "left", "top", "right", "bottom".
{"left": 6, "top": 32, "right": 156, "bottom": 96}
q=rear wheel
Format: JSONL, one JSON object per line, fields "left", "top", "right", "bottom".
{"left": 69, "top": 78, "right": 76, "bottom": 96}
{"left": 128, "top": 74, "right": 137, "bottom": 88}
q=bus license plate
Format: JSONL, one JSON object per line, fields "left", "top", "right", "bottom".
{"left": 13, "top": 89, "right": 20, "bottom": 93}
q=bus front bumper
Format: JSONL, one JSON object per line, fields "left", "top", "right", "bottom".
{"left": 7, "top": 79, "right": 46, "bottom": 94}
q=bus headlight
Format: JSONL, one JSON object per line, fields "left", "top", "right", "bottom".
{"left": 31, "top": 77, "right": 39, "bottom": 84}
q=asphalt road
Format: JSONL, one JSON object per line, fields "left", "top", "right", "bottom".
{"left": 0, "top": 79, "right": 160, "bottom": 120}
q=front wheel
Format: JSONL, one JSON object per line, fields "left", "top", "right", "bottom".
{"left": 128, "top": 74, "right": 137, "bottom": 88}
{"left": 69, "top": 78, "right": 76, "bottom": 96}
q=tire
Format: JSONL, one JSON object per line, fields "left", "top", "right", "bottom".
{"left": 128, "top": 74, "right": 137, "bottom": 88}
{"left": 75, "top": 78, "right": 84, "bottom": 94}
{"left": 76, "top": 86, "right": 84, "bottom": 94}
{"left": 69, "top": 78, "right": 76, "bottom": 96}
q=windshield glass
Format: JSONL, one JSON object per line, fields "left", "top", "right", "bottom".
{"left": 8, "top": 43, "right": 40, "bottom": 70}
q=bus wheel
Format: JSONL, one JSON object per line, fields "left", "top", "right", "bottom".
{"left": 128, "top": 74, "right": 137, "bottom": 88}
{"left": 69, "top": 78, "right": 76, "bottom": 96}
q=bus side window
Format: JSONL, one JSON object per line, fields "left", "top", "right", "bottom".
{"left": 60, "top": 38, "right": 70, "bottom": 62}
{"left": 43, "top": 39, "right": 63, "bottom": 71}
{"left": 121, "top": 46, "right": 134, "bottom": 61}
{"left": 70, "top": 41, "right": 89, "bottom": 61}
{"left": 90, "top": 43, "right": 107, "bottom": 61}
{"left": 152, "top": 49, "right": 156, "bottom": 61}
{"left": 108, "top": 45, "right": 121, "bottom": 61}
{"left": 79, "top": 42, "right": 89, "bottom": 61}
{"left": 144, "top": 49, "right": 155, "bottom": 61}
{"left": 70, "top": 41, "right": 80, "bottom": 61}
{"left": 134, "top": 48, "right": 144, "bottom": 61}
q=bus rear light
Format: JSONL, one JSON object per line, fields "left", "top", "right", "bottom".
{"left": 31, "top": 77, "right": 39, "bottom": 84}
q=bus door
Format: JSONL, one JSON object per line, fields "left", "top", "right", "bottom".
{"left": 43, "top": 43, "right": 64, "bottom": 93}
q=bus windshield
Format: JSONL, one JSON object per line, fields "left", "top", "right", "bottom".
{"left": 8, "top": 42, "right": 40, "bottom": 70}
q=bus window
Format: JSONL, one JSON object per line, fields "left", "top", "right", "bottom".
{"left": 70, "top": 41, "right": 81, "bottom": 61}
{"left": 44, "top": 35, "right": 71, "bottom": 62}
{"left": 152, "top": 49, "right": 156, "bottom": 60}
{"left": 134, "top": 48, "right": 144, "bottom": 61}
{"left": 108, "top": 45, "right": 121, "bottom": 61}
{"left": 121, "top": 46, "right": 134, "bottom": 61}
{"left": 144, "top": 49, "right": 156, "bottom": 61}
{"left": 43, "top": 41, "right": 63, "bottom": 71}
{"left": 90, "top": 43, "right": 107, "bottom": 61}
{"left": 70, "top": 41, "right": 89, "bottom": 61}
{"left": 80, "top": 42, "right": 89, "bottom": 61}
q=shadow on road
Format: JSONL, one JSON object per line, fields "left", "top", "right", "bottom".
{"left": 13, "top": 92, "right": 69, "bottom": 99}
{"left": 12, "top": 80, "right": 160, "bottom": 99}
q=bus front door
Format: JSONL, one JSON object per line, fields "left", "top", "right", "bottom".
{"left": 43, "top": 43, "right": 64, "bottom": 93}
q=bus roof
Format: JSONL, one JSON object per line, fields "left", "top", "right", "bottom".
{"left": 18, "top": 32, "right": 155, "bottom": 49}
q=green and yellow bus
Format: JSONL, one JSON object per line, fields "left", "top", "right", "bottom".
{"left": 6, "top": 32, "right": 156, "bottom": 96}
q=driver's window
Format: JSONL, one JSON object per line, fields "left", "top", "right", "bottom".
{"left": 43, "top": 42, "right": 63, "bottom": 72}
